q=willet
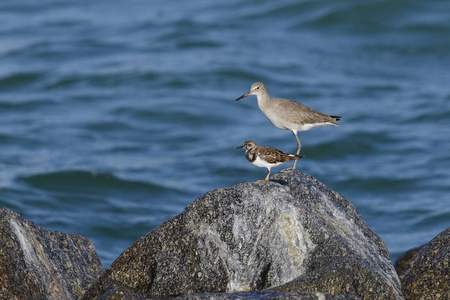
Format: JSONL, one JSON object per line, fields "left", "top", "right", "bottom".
{"left": 235, "top": 82, "right": 340, "bottom": 169}
{"left": 237, "top": 140, "right": 304, "bottom": 182}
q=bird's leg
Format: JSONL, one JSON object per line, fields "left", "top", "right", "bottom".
{"left": 260, "top": 169, "right": 271, "bottom": 182}
{"left": 293, "top": 131, "right": 302, "bottom": 154}
{"left": 292, "top": 131, "right": 301, "bottom": 170}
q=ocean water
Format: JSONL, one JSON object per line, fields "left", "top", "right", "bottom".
{"left": 1, "top": 0, "right": 449, "bottom": 268}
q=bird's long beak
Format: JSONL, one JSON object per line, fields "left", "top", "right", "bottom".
{"left": 237, "top": 145, "right": 244, "bottom": 149}
{"left": 235, "top": 92, "right": 250, "bottom": 101}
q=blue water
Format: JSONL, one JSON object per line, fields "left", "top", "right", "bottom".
{"left": 1, "top": 0, "right": 449, "bottom": 268}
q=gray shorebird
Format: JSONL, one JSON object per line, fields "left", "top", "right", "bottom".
{"left": 237, "top": 140, "right": 304, "bottom": 182}
{"left": 235, "top": 82, "right": 340, "bottom": 169}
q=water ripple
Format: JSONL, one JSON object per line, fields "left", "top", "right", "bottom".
{"left": 18, "top": 170, "right": 176, "bottom": 196}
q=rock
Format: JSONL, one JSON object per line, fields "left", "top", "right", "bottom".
{"left": 394, "top": 246, "right": 423, "bottom": 277}
{"left": 0, "top": 208, "right": 103, "bottom": 300}
{"left": 174, "top": 291, "right": 361, "bottom": 299}
{"left": 396, "top": 227, "right": 449, "bottom": 300}
{"left": 83, "top": 170, "right": 403, "bottom": 300}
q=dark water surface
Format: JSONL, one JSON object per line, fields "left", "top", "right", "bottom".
{"left": 1, "top": 0, "right": 449, "bottom": 267}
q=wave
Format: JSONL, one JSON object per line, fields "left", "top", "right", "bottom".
{"left": 338, "top": 176, "right": 417, "bottom": 194}
{"left": 231, "top": 0, "right": 450, "bottom": 41}
{"left": 0, "top": 98, "right": 55, "bottom": 111}
{"left": 414, "top": 211, "right": 450, "bottom": 228}
{"left": 304, "top": 130, "right": 399, "bottom": 159}
{"left": 0, "top": 72, "right": 44, "bottom": 90}
{"left": 18, "top": 170, "right": 177, "bottom": 196}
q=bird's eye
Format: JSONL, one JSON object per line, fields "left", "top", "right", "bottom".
{"left": 256, "top": 86, "right": 260, "bottom": 90}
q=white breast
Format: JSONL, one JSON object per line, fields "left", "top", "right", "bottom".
{"left": 251, "top": 156, "right": 284, "bottom": 169}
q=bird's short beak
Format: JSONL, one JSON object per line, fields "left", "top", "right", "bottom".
{"left": 237, "top": 145, "right": 244, "bottom": 149}
{"left": 235, "top": 92, "right": 250, "bottom": 101}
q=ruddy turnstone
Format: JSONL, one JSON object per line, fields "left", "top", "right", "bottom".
{"left": 237, "top": 140, "right": 304, "bottom": 182}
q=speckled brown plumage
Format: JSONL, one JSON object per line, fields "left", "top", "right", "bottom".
{"left": 237, "top": 140, "right": 303, "bottom": 181}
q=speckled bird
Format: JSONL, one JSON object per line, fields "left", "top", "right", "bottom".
{"left": 237, "top": 140, "right": 304, "bottom": 182}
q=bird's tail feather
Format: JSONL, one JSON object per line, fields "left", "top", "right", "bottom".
{"left": 331, "top": 115, "right": 341, "bottom": 121}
